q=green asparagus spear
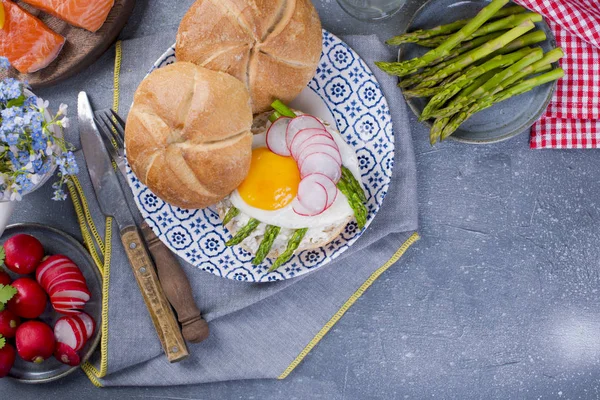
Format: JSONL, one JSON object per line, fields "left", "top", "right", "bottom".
{"left": 222, "top": 207, "right": 240, "bottom": 226}
{"left": 337, "top": 178, "right": 368, "bottom": 229}
{"left": 459, "top": 68, "right": 503, "bottom": 97}
{"left": 429, "top": 69, "right": 502, "bottom": 144}
{"left": 253, "top": 225, "right": 281, "bottom": 265}
{"left": 416, "top": 34, "right": 455, "bottom": 48}
{"left": 271, "top": 100, "right": 297, "bottom": 118}
{"left": 440, "top": 68, "right": 565, "bottom": 140}
{"left": 397, "top": 32, "right": 505, "bottom": 89}
{"left": 414, "top": 20, "right": 535, "bottom": 87}
{"left": 386, "top": 5, "right": 527, "bottom": 45}
{"left": 419, "top": 47, "right": 539, "bottom": 120}
{"left": 410, "top": 47, "right": 532, "bottom": 110}
{"left": 500, "top": 47, "right": 564, "bottom": 86}
{"left": 269, "top": 228, "right": 309, "bottom": 271}
{"left": 376, "top": 0, "right": 511, "bottom": 77}
{"left": 432, "top": 48, "right": 562, "bottom": 118}
{"left": 269, "top": 111, "right": 283, "bottom": 123}
{"left": 225, "top": 218, "right": 260, "bottom": 246}
{"left": 418, "top": 12, "right": 541, "bottom": 49}
{"left": 490, "top": 30, "right": 546, "bottom": 56}
{"left": 430, "top": 116, "right": 451, "bottom": 145}
{"left": 341, "top": 166, "right": 367, "bottom": 203}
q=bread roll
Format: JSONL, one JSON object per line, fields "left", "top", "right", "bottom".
{"left": 176, "top": 0, "right": 322, "bottom": 113}
{"left": 125, "top": 62, "right": 253, "bottom": 210}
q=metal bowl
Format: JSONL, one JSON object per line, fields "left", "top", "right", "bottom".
{"left": 1, "top": 223, "right": 102, "bottom": 384}
{"left": 399, "top": 0, "right": 558, "bottom": 144}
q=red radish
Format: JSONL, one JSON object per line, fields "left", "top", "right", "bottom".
{"left": 54, "top": 316, "right": 87, "bottom": 351}
{"left": 0, "top": 270, "right": 11, "bottom": 286}
{"left": 36, "top": 255, "right": 80, "bottom": 289}
{"left": 36, "top": 254, "right": 71, "bottom": 282}
{"left": 294, "top": 179, "right": 329, "bottom": 216}
{"left": 266, "top": 117, "right": 292, "bottom": 156}
{"left": 7, "top": 278, "right": 47, "bottom": 319}
{"left": 46, "top": 275, "right": 87, "bottom": 293}
{"left": 294, "top": 135, "right": 339, "bottom": 157}
{"left": 304, "top": 173, "right": 339, "bottom": 208}
{"left": 40, "top": 264, "right": 82, "bottom": 289}
{"left": 290, "top": 129, "right": 333, "bottom": 158}
{"left": 3, "top": 234, "right": 44, "bottom": 274}
{"left": 76, "top": 312, "right": 96, "bottom": 339}
{"left": 286, "top": 115, "right": 326, "bottom": 149}
{"left": 0, "top": 310, "right": 21, "bottom": 338}
{"left": 51, "top": 289, "right": 90, "bottom": 302}
{"left": 51, "top": 298, "right": 86, "bottom": 315}
{"left": 298, "top": 145, "right": 343, "bottom": 166}
{"left": 300, "top": 153, "right": 342, "bottom": 182}
{"left": 54, "top": 343, "right": 80, "bottom": 367}
{"left": 0, "top": 343, "right": 16, "bottom": 378}
{"left": 293, "top": 198, "right": 325, "bottom": 217}
{"left": 16, "top": 321, "right": 55, "bottom": 363}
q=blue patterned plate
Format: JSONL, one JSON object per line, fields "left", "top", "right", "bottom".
{"left": 127, "top": 30, "right": 394, "bottom": 282}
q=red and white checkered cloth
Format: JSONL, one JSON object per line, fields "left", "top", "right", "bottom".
{"left": 513, "top": 0, "right": 600, "bottom": 149}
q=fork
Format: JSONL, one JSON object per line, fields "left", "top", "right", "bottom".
{"left": 94, "top": 109, "right": 209, "bottom": 344}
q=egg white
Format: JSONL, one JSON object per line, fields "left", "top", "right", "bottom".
{"left": 227, "top": 116, "right": 361, "bottom": 230}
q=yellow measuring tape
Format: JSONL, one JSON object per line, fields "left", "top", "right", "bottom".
{"left": 78, "top": 40, "right": 122, "bottom": 387}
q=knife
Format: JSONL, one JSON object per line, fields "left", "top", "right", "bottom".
{"left": 78, "top": 92, "right": 189, "bottom": 363}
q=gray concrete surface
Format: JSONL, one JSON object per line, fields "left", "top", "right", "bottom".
{"left": 4, "top": 0, "right": 600, "bottom": 398}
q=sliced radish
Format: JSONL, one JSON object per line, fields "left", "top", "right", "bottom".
{"left": 286, "top": 116, "right": 326, "bottom": 149}
{"left": 298, "top": 144, "right": 342, "bottom": 166}
{"left": 54, "top": 343, "right": 81, "bottom": 366}
{"left": 36, "top": 255, "right": 74, "bottom": 287}
{"left": 75, "top": 313, "right": 95, "bottom": 339}
{"left": 52, "top": 290, "right": 90, "bottom": 302}
{"left": 304, "top": 173, "right": 339, "bottom": 208}
{"left": 54, "top": 317, "right": 85, "bottom": 351}
{"left": 294, "top": 134, "right": 339, "bottom": 156}
{"left": 292, "top": 198, "right": 325, "bottom": 216}
{"left": 41, "top": 264, "right": 82, "bottom": 291}
{"left": 290, "top": 129, "right": 333, "bottom": 159}
{"left": 53, "top": 307, "right": 83, "bottom": 316}
{"left": 300, "top": 153, "right": 342, "bottom": 182}
{"left": 266, "top": 117, "right": 292, "bottom": 156}
{"left": 295, "top": 179, "right": 328, "bottom": 216}
{"left": 47, "top": 276, "right": 87, "bottom": 294}
{"left": 49, "top": 280, "right": 90, "bottom": 295}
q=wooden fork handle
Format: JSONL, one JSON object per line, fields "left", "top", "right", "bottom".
{"left": 141, "top": 221, "right": 210, "bottom": 344}
{"left": 120, "top": 226, "right": 189, "bottom": 362}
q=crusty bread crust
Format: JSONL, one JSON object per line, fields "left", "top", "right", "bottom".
{"left": 176, "top": 0, "right": 322, "bottom": 113}
{"left": 125, "top": 62, "right": 254, "bottom": 209}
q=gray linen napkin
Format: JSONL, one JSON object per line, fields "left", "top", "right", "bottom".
{"left": 12, "top": 34, "right": 418, "bottom": 386}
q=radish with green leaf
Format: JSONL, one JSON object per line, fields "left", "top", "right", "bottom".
{"left": 7, "top": 278, "right": 47, "bottom": 319}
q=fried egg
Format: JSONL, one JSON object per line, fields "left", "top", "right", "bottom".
{"left": 229, "top": 118, "right": 360, "bottom": 229}
{"left": 218, "top": 114, "right": 363, "bottom": 256}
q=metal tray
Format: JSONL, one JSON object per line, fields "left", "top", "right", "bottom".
{"left": 1, "top": 223, "right": 102, "bottom": 384}
{"left": 399, "top": 0, "right": 558, "bottom": 144}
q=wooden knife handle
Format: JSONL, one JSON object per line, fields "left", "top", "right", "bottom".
{"left": 120, "top": 226, "right": 189, "bottom": 363}
{"left": 140, "top": 221, "right": 209, "bottom": 344}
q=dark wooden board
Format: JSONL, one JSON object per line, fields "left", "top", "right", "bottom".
{"left": 1, "top": 0, "right": 135, "bottom": 88}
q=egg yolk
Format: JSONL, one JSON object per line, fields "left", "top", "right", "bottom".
{"left": 238, "top": 148, "right": 300, "bottom": 211}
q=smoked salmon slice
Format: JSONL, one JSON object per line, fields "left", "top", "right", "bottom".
{"left": 20, "top": 0, "right": 114, "bottom": 33}
{"left": 0, "top": 0, "right": 65, "bottom": 74}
